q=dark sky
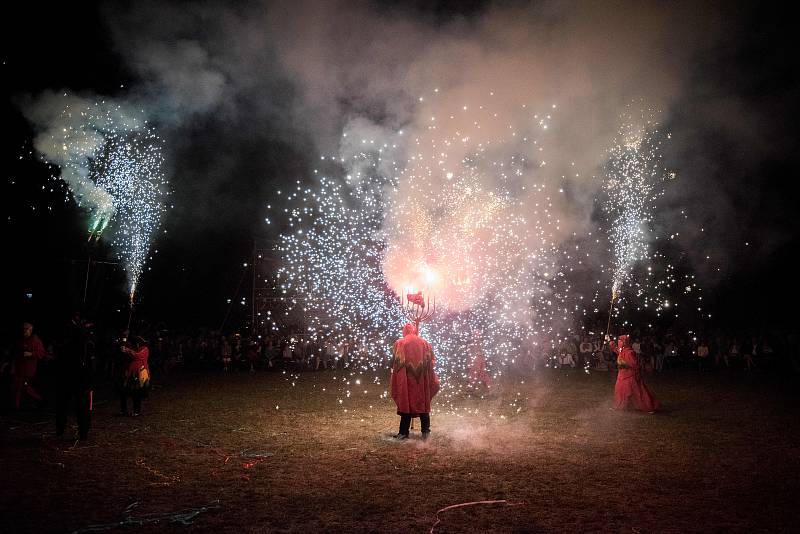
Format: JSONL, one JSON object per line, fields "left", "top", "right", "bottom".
{"left": 2, "top": 1, "right": 799, "bottom": 338}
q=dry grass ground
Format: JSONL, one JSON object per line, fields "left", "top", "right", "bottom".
{"left": 1, "top": 367, "right": 799, "bottom": 533}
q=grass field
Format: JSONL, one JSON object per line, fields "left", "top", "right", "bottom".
{"left": 1, "top": 367, "right": 798, "bottom": 533}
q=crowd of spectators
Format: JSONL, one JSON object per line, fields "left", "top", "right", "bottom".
{"left": 134, "top": 330, "right": 371, "bottom": 375}
{"left": 3, "top": 315, "right": 799, "bottom": 413}
{"left": 532, "top": 323, "right": 798, "bottom": 375}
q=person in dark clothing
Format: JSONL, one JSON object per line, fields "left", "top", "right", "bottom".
{"left": 55, "top": 312, "right": 94, "bottom": 441}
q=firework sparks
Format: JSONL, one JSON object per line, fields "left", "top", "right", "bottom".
{"left": 603, "top": 109, "right": 667, "bottom": 298}
{"left": 275, "top": 92, "right": 580, "bottom": 413}
{"left": 592, "top": 107, "right": 708, "bottom": 328}
{"left": 30, "top": 95, "right": 168, "bottom": 299}
{"left": 272, "top": 91, "right": 709, "bottom": 417}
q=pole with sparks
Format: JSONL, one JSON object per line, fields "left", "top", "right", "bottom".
{"left": 605, "top": 289, "right": 619, "bottom": 338}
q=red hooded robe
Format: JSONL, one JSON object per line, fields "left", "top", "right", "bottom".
{"left": 16, "top": 334, "right": 46, "bottom": 380}
{"left": 468, "top": 344, "right": 492, "bottom": 388}
{"left": 609, "top": 335, "right": 659, "bottom": 412}
{"left": 125, "top": 346, "right": 150, "bottom": 378}
{"left": 391, "top": 324, "right": 439, "bottom": 415}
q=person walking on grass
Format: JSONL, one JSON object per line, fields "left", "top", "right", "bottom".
{"left": 119, "top": 336, "right": 150, "bottom": 416}
{"left": 12, "top": 322, "right": 46, "bottom": 410}
{"left": 607, "top": 334, "right": 659, "bottom": 413}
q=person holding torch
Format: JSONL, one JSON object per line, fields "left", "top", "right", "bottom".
{"left": 606, "top": 333, "right": 659, "bottom": 413}
{"left": 390, "top": 323, "right": 440, "bottom": 440}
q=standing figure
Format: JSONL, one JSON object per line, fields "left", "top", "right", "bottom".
{"left": 696, "top": 339, "right": 710, "bottom": 372}
{"left": 390, "top": 323, "right": 440, "bottom": 440}
{"left": 467, "top": 331, "right": 492, "bottom": 390}
{"left": 281, "top": 341, "right": 293, "bottom": 368}
{"left": 263, "top": 338, "right": 276, "bottom": 369}
{"left": 220, "top": 337, "right": 232, "bottom": 372}
{"left": 314, "top": 340, "right": 328, "bottom": 371}
{"left": 558, "top": 338, "right": 577, "bottom": 368}
{"left": 55, "top": 312, "right": 94, "bottom": 441}
{"left": 607, "top": 334, "right": 659, "bottom": 413}
{"left": 338, "top": 339, "right": 351, "bottom": 369}
{"left": 119, "top": 336, "right": 150, "bottom": 416}
{"left": 743, "top": 337, "right": 758, "bottom": 371}
{"left": 12, "top": 322, "right": 46, "bottom": 409}
{"left": 245, "top": 339, "right": 260, "bottom": 373}
{"left": 579, "top": 337, "right": 594, "bottom": 370}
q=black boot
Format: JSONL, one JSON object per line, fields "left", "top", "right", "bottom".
{"left": 396, "top": 414, "right": 411, "bottom": 438}
{"left": 420, "top": 413, "right": 431, "bottom": 439}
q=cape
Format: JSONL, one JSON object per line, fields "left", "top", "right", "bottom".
{"left": 390, "top": 333, "right": 440, "bottom": 415}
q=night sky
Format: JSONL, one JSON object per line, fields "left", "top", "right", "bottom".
{"left": 2, "top": 0, "right": 799, "bottom": 339}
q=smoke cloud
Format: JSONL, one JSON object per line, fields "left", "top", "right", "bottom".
{"left": 22, "top": 0, "right": 790, "bottom": 315}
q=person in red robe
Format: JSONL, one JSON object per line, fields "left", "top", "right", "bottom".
{"left": 467, "top": 331, "right": 492, "bottom": 390}
{"left": 607, "top": 334, "right": 659, "bottom": 413}
{"left": 390, "top": 323, "right": 439, "bottom": 439}
{"left": 119, "top": 336, "right": 150, "bottom": 416}
{"left": 12, "top": 322, "right": 46, "bottom": 409}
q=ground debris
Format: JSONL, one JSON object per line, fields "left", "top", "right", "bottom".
{"left": 70, "top": 499, "right": 221, "bottom": 532}
{"left": 430, "top": 499, "right": 523, "bottom": 533}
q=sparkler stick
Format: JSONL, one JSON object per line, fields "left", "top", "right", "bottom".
{"left": 83, "top": 249, "right": 92, "bottom": 306}
{"left": 127, "top": 291, "right": 135, "bottom": 331}
{"left": 605, "top": 289, "right": 619, "bottom": 338}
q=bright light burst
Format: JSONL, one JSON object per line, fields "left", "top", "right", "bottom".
{"left": 276, "top": 94, "right": 578, "bottom": 412}
{"left": 35, "top": 97, "right": 168, "bottom": 299}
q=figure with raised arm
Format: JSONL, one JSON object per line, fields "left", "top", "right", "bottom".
{"left": 607, "top": 333, "right": 659, "bottom": 413}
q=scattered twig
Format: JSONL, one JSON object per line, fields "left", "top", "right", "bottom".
{"left": 240, "top": 449, "right": 274, "bottom": 458}
{"left": 430, "top": 499, "right": 522, "bottom": 534}
{"left": 70, "top": 500, "right": 220, "bottom": 533}
{"left": 135, "top": 457, "right": 181, "bottom": 486}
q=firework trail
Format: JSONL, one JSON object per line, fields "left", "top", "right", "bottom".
{"left": 29, "top": 94, "right": 168, "bottom": 299}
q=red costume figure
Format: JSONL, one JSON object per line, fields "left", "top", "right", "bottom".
{"left": 12, "top": 323, "right": 46, "bottom": 409}
{"left": 390, "top": 323, "right": 439, "bottom": 439}
{"left": 608, "top": 335, "right": 659, "bottom": 413}
{"left": 467, "top": 333, "right": 492, "bottom": 390}
{"left": 119, "top": 336, "right": 150, "bottom": 416}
